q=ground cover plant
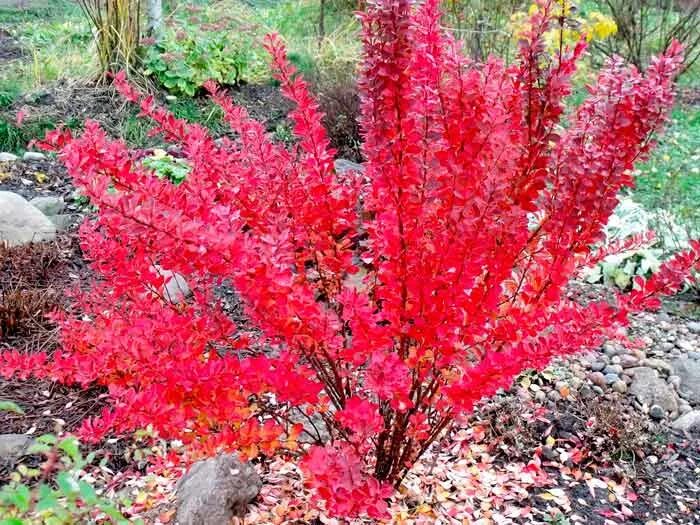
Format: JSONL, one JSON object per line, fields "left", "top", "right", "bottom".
{"left": 1, "top": 0, "right": 700, "bottom": 522}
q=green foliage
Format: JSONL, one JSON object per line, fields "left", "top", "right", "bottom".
{"left": 0, "top": 435, "right": 137, "bottom": 525}
{"left": 142, "top": 149, "right": 191, "bottom": 185}
{"left": 143, "top": 8, "right": 259, "bottom": 96}
{"left": 0, "top": 118, "right": 58, "bottom": 155}
{"left": 633, "top": 106, "right": 700, "bottom": 238}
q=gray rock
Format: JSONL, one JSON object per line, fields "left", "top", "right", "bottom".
{"left": 590, "top": 361, "right": 606, "bottom": 372}
{"left": 0, "top": 191, "right": 56, "bottom": 247}
{"left": 334, "top": 158, "right": 364, "bottom": 175}
{"left": 649, "top": 405, "right": 665, "bottom": 420}
{"left": 612, "top": 380, "right": 627, "bottom": 394}
{"left": 619, "top": 354, "right": 640, "bottom": 368}
{"left": 0, "top": 152, "right": 18, "bottom": 162}
{"left": 603, "top": 364, "right": 623, "bottom": 375}
{"left": 676, "top": 340, "right": 696, "bottom": 352}
{"left": 589, "top": 372, "right": 606, "bottom": 388}
{"left": 671, "top": 410, "right": 700, "bottom": 433}
{"left": 629, "top": 367, "right": 678, "bottom": 414}
{"left": 604, "top": 373, "right": 620, "bottom": 385}
{"left": 660, "top": 342, "right": 675, "bottom": 352}
{"left": 48, "top": 214, "right": 79, "bottom": 232}
{"left": 579, "top": 385, "right": 595, "bottom": 399}
{"left": 30, "top": 196, "right": 65, "bottom": 216}
{"left": 22, "top": 151, "right": 46, "bottom": 162}
{"left": 0, "top": 434, "right": 33, "bottom": 459}
{"left": 640, "top": 358, "right": 673, "bottom": 375}
{"left": 672, "top": 358, "right": 700, "bottom": 404}
{"left": 688, "top": 322, "right": 700, "bottom": 335}
{"left": 176, "top": 454, "right": 261, "bottom": 525}
{"left": 689, "top": 351, "right": 700, "bottom": 361}
{"left": 547, "top": 390, "right": 561, "bottom": 402}
{"left": 151, "top": 266, "right": 192, "bottom": 304}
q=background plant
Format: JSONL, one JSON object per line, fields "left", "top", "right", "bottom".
{"left": 143, "top": 5, "right": 260, "bottom": 96}
{"left": 0, "top": 434, "right": 135, "bottom": 524}
{"left": 594, "top": 0, "right": 700, "bottom": 74}
{"left": 76, "top": 0, "right": 142, "bottom": 82}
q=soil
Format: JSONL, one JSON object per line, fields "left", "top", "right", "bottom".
{"left": 0, "top": 28, "right": 23, "bottom": 63}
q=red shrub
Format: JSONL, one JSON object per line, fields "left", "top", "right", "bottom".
{"left": 3, "top": 0, "right": 699, "bottom": 518}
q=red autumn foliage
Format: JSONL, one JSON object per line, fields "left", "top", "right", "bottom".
{"left": 2, "top": 0, "right": 699, "bottom": 518}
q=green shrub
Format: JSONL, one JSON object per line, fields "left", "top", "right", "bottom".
{"left": 0, "top": 434, "right": 136, "bottom": 524}
{"left": 143, "top": 12, "right": 258, "bottom": 96}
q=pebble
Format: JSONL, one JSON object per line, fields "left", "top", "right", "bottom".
{"left": 649, "top": 405, "right": 665, "bottom": 420}
{"left": 0, "top": 152, "right": 18, "bottom": 162}
{"left": 640, "top": 358, "right": 673, "bottom": 375}
{"left": 688, "top": 351, "right": 700, "bottom": 360}
{"left": 604, "top": 373, "right": 620, "bottom": 385}
{"left": 535, "top": 390, "right": 546, "bottom": 403}
{"left": 688, "top": 322, "right": 700, "bottom": 335}
{"left": 612, "top": 380, "right": 627, "bottom": 394}
{"left": 603, "top": 364, "right": 623, "bottom": 375}
{"left": 22, "top": 151, "right": 46, "bottom": 162}
{"left": 660, "top": 342, "right": 675, "bottom": 352}
{"left": 677, "top": 340, "right": 695, "bottom": 352}
{"left": 589, "top": 372, "right": 606, "bottom": 388}
{"left": 547, "top": 390, "right": 561, "bottom": 402}
{"left": 619, "top": 354, "right": 640, "bottom": 368}
{"left": 590, "top": 361, "right": 606, "bottom": 372}
{"left": 668, "top": 375, "right": 682, "bottom": 390}
{"left": 579, "top": 385, "right": 595, "bottom": 399}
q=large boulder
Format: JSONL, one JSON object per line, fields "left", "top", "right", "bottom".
{"left": 672, "top": 410, "right": 700, "bottom": 433}
{"left": 629, "top": 366, "right": 678, "bottom": 415}
{"left": 0, "top": 191, "right": 56, "bottom": 247}
{"left": 176, "top": 454, "right": 261, "bottom": 525}
{"left": 29, "top": 196, "right": 65, "bottom": 216}
{"left": 672, "top": 358, "right": 700, "bottom": 405}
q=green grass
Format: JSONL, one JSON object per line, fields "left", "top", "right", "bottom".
{"left": 632, "top": 105, "right": 700, "bottom": 235}
{"left": 0, "top": 0, "right": 93, "bottom": 94}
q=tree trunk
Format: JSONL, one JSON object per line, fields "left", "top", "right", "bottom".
{"left": 146, "top": 0, "right": 164, "bottom": 41}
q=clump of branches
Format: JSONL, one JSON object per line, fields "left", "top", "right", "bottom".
{"left": 595, "top": 0, "right": 700, "bottom": 74}
{"left": 443, "top": 0, "right": 525, "bottom": 61}
{"left": 76, "top": 0, "right": 143, "bottom": 82}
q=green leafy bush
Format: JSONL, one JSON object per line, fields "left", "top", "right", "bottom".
{"left": 0, "top": 435, "right": 136, "bottom": 525}
{"left": 143, "top": 12, "right": 257, "bottom": 96}
{"left": 141, "top": 149, "right": 191, "bottom": 185}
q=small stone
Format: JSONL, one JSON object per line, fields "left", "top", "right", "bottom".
{"left": 611, "top": 355, "right": 621, "bottom": 365}
{"left": 0, "top": 152, "right": 18, "bottom": 162}
{"left": 612, "top": 380, "right": 627, "bottom": 394}
{"left": 604, "top": 373, "right": 620, "bottom": 385}
{"left": 22, "top": 151, "right": 46, "bottom": 162}
{"left": 592, "top": 385, "right": 604, "bottom": 395}
{"left": 676, "top": 340, "right": 695, "bottom": 352}
{"left": 688, "top": 351, "right": 700, "bottom": 361}
{"left": 619, "top": 354, "right": 640, "bottom": 368}
{"left": 535, "top": 390, "right": 546, "bottom": 403}
{"left": 0, "top": 434, "right": 33, "bottom": 459}
{"left": 688, "top": 322, "right": 700, "bottom": 335}
{"left": 334, "top": 158, "right": 364, "bottom": 174}
{"left": 542, "top": 446, "right": 559, "bottom": 461}
{"left": 649, "top": 405, "right": 665, "bottom": 420}
{"left": 589, "top": 371, "right": 606, "bottom": 388}
{"left": 671, "top": 410, "right": 700, "bottom": 432}
{"left": 590, "top": 361, "right": 606, "bottom": 372}
{"left": 547, "top": 390, "right": 561, "bottom": 402}
{"left": 647, "top": 455, "right": 659, "bottom": 465}
{"left": 660, "top": 342, "right": 675, "bottom": 352}
{"left": 603, "top": 364, "right": 623, "bottom": 375}
{"left": 579, "top": 385, "right": 595, "bottom": 399}
{"left": 30, "top": 196, "right": 65, "bottom": 216}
